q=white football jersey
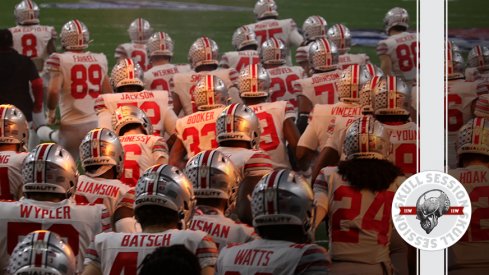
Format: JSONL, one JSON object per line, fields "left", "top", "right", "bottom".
{"left": 171, "top": 69, "right": 239, "bottom": 115}
{"left": 216, "top": 147, "right": 273, "bottom": 178}
{"left": 267, "top": 65, "right": 305, "bottom": 110}
{"left": 75, "top": 175, "right": 133, "bottom": 215}
{"left": 84, "top": 229, "right": 218, "bottom": 274}
{"left": 217, "top": 239, "right": 329, "bottom": 274}
{"left": 249, "top": 101, "right": 295, "bottom": 169}
{"left": 338, "top": 53, "right": 370, "bottom": 70}
{"left": 114, "top": 42, "right": 150, "bottom": 71}
{"left": 144, "top": 63, "right": 191, "bottom": 92}
{"left": 448, "top": 165, "right": 489, "bottom": 271}
{"left": 0, "top": 151, "right": 27, "bottom": 200}
{"left": 383, "top": 122, "right": 418, "bottom": 177}
{"left": 94, "top": 90, "right": 177, "bottom": 136}
{"left": 376, "top": 32, "right": 418, "bottom": 83}
{"left": 0, "top": 198, "right": 110, "bottom": 273}
{"left": 119, "top": 134, "right": 169, "bottom": 187}
{"left": 175, "top": 107, "right": 224, "bottom": 158}
{"left": 314, "top": 166, "right": 403, "bottom": 264}
{"left": 189, "top": 205, "right": 256, "bottom": 250}
{"left": 298, "top": 102, "right": 363, "bottom": 151}
{"left": 46, "top": 51, "right": 109, "bottom": 124}
{"left": 220, "top": 50, "right": 260, "bottom": 73}
{"left": 9, "top": 24, "right": 57, "bottom": 71}
{"left": 294, "top": 70, "right": 341, "bottom": 107}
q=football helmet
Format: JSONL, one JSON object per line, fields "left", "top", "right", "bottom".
{"left": 337, "top": 64, "right": 374, "bottom": 102}
{"left": 112, "top": 105, "right": 153, "bottom": 136}
{"left": 343, "top": 116, "right": 389, "bottom": 160}
{"left": 60, "top": 19, "right": 89, "bottom": 50}
{"left": 238, "top": 64, "right": 271, "bottom": 98}
{"left": 363, "top": 62, "right": 384, "bottom": 78}
{"left": 128, "top": 18, "right": 153, "bottom": 44}
{"left": 251, "top": 169, "right": 315, "bottom": 236}
{"left": 0, "top": 104, "right": 29, "bottom": 149}
{"left": 232, "top": 26, "right": 258, "bottom": 51}
{"left": 79, "top": 128, "right": 125, "bottom": 179}
{"left": 185, "top": 150, "right": 240, "bottom": 202}
{"left": 193, "top": 75, "right": 229, "bottom": 111}
{"left": 302, "top": 15, "right": 328, "bottom": 43}
{"left": 467, "top": 45, "right": 489, "bottom": 71}
{"left": 327, "top": 23, "right": 351, "bottom": 54}
{"left": 8, "top": 230, "right": 76, "bottom": 275}
{"left": 308, "top": 37, "right": 338, "bottom": 72}
{"left": 253, "top": 0, "right": 279, "bottom": 20}
{"left": 373, "top": 76, "right": 411, "bottom": 116}
{"left": 359, "top": 75, "right": 383, "bottom": 114}
{"left": 383, "top": 7, "right": 409, "bottom": 34}
{"left": 474, "top": 94, "right": 489, "bottom": 119}
{"left": 135, "top": 164, "right": 195, "bottom": 227}
{"left": 456, "top": 117, "right": 489, "bottom": 157}
{"left": 14, "top": 0, "right": 40, "bottom": 25}
{"left": 147, "top": 31, "right": 174, "bottom": 57}
{"left": 295, "top": 45, "right": 308, "bottom": 64}
{"left": 260, "top": 37, "right": 287, "bottom": 65}
{"left": 110, "top": 58, "right": 144, "bottom": 91}
{"left": 447, "top": 48, "right": 465, "bottom": 80}
{"left": 188, "top": 36, "right": 219, "bottom": 69}
{"left": 447, "top": 40, "right": 461, "bottom": 54}
{"left": 22, "top": 143, "right": 78, "bottom": 197}
{"left": 216, "top": 103, "right": 261, "bottom": 149}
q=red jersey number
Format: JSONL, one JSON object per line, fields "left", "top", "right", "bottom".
{"left": 71, "top": 64, "right": 103, "bottom": 99}
{"left": 121, "top": 144, "right": 142, "bottom": 187}
{"left": 396, "top": 41, "right": 418, "bottom": 72}
{"left": 21, "top": 33, "right": 38, "bottom": 58}
{"left": 255, "top": 28, "right": 283, "bottom": 45}
{"left": 256, "top": 112, "right": 280, "bottom": 151}
{"left": 313, "top": 83, "right": 336, "bottom": 104}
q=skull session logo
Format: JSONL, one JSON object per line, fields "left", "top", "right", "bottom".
{"left": 392, "top": 171, "right": 471, "bottom": 251}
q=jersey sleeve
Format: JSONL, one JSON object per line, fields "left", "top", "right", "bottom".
{"left": 284, "top": 101, "right": 296, "bottom": 120}
{"left": 152, "top": 137, "right": 169, "bottom": 163}
{"left": 116, "top": 188, "right": 135, "bottom": 210}
{"left": 45, "top": 53, "right": 61, "bottom": 72}
{"left": 313, "top": 166, "right": 337, "bottom": 212}
{"left": 114, "top": 44, "right": 127, "bottom": 59}
{"left": 294, "top": 244, "right": 330, "bottom": 275}
{"left": 298, "top": 121, "right": 318, "bottom": 150}
{"left": 83, "top": 240, "right": 101, "bottom": 268}
{"left": 287, "top": 19, "right": 304, "bottom": 47}
{"left": 244, "top": 150, "right": 273, "bottom": 177}
{"left": 376, "top": 40, "right": 389, "bottom": 56}
{"left": 220, "top": 53, "right": 230, "bottom": 68}
{"left": 196, "top": 235, "right": 219, "bottom": 269}
{"left": 228, "top": 68, "right": 239, "bottom": 85}
{"left": 100, "top": 206, "right": 112, "bottom": 232}
{"left": 50, "top": 26, "right": 58, "bottom": 39}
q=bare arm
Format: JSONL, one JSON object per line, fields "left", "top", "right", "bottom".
{"left": 379, "top": 54, "right": 393, "bottom": 76}
{"left": 311, "top": 146, "right": 339, "bottom": 183}
{"left": 169, "top": 138, "right": 187, "bottom": 169}
{"left": 172, "top": 92, "right": 182, "bottom": 116}
{"left": 47, "top": 71, "right": 63, "bottom": 124}
{"left": 296, "top": 95, "right": 313, "bottom": 134}
{"left": 236, "top": 176, "right": 263, "bottom": 226}
{"left": 283, "top": 117, "right": 300, "bottom": 170}
{"left": 81, "top": 263, "right": 103, "bottom": 275}
{"left": 296, "top": 146, "right": 315, "bottom": 172}
{"left": 201, "top": 266, "right": 215, "bottom": 275}
{"left": 101, "top": 75, "right": 113, "bottom": 94}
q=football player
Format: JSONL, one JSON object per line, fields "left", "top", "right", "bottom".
{"left": 296, "top": 15, "right": 328, "bottom": 77}
{"left": 169, "top": 75, "right": 229, "bottom": 167}
{"left": 376, "top": 7, "right": 417, "bottom": 87}
{"left": 328, "top": 23, "right": 370, "bottom": 69}
{"left": 216, "top": 169, "right": 329, "bottom": 274}
{"left": 7, "top": 230, "right": 76, "bottom": 275}
{"left": 9, "top": 0, "right": 56, "bottom": 72}
{"left": 448, "top": 118, "right": 489, "bottom": 275}
{"left": 0, "top": 105, "right": 29, "bottom": 200}
{"left": 215, "top": 103, "right": 273, "bottom": 225}
{"left": 114, "top": 18, "right": 152, "bottom": 71}
{"left": 46, "top": 19, "right": 112, "bottom": 161}
{"left": 314, "top": 117, "right": 404, "bottom": 274}
{"left": 143, "top": 31, "right": 191, "bottom": 91}
{"left": 186, "top": 150, "right": 256, "bottom": 250}
{"left": 219, "top": 26, "right": 260, "bottom": 72}
{"left": 467, "top": 45, "right": 489, "bottom": 79}
{"left": 260, "top": 38, "right": 305, "bottom": 110}
{"left": 95, "top": 58, "right": 177, "bottom": 137}
{"left": 171, "top": 36, "right": 240, "bottom": 116}
{"left": 0, "top": 143, "right": 110, "bottom": 273}
{"left": 295, "top": 37, "right": 341, "bottom": 133}
{"left": 245, "top": 0, "right": 303, "bottom": 65}
{"left": 238, "top": 64, "right": 300, "bottom": 170}
{"left": 82, "top": 164, "right": 218, "bottom": 275}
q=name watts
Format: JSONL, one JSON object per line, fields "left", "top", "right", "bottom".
{"left": 119, "top": 91, "right": 155, "bottom": 100}
{"left": 186, "top": 111, "right": 215, "bottom": 124}
{"left": 120, "top": 234, "right": 171, "bottom": 247}
{"left": 119, "top": 135, "right": 152, "bottom": 143}
{"left": 77, "top": 181, "right": 120, "bottom": 197}
{"left": 189, "top": 220, "right": 230, "bottom": 239}
{"left": 234, "top": 249, "right": 273, "bottom": 266}
{"left": 312, "top": 73, "right": 340, "bottom": 84}
{"left": 72, "top": 55, "right": 99, "bottom": 63}
{"left": 152, "top": 67, "right": 178, "bottom": 77}
{"left": 20, "top": 205, "right": 71, "bottom": 219}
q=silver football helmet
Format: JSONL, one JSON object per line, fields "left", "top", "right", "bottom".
{"left": 238, "top": 64, "right": 271, "bottom": 98}
{"left": 232, "top": 26, "right": 258, "bottom": 51}
{"left": 147, "top": 32, "right": 174, "bottom": 57}
{"left": 135, "top": 164, "right": 195, "bottom": 228}
{"left": 308, "top": 37, "right": 339, "bottom": 72}
{"left": 383, "top": 7, "right": 409, "bottom": 34}
{"left": 216, "top": 103, "right": 261, "bottom": 149}
{"left": 110, "top": 58, "right": 144, "bottom": 91}
{"left": 343, "top": 116, "right": 389, "bottom": 160}
{"left": 128, "top": 18, "right": 153, "bottom": 44}
{"left": 188, "top": 36, "right": 219, "bottom": 69}
{"left": 337, "top": 64, "right": 374, "bottom": 102}
{"left": 447, "top": 46, "right": 465, "bottom": 80}
{"left": 456, "top": 117, "right": 489, "bottom": 157}
{"left": 372, "top": 76, "right": 411, "bottom": 116}
{"left": 8, "top": 230, "right": 76, "bottom": 275}
{"left": 60, "top": 19, "right": 89, "bottom": 50}
{"left": 253, "top": 0, "right": 279, "bottom": 20}
{"left": 193, "top": 75, "right": 229, "bottom": 111}
{"left": 302, "top": 15, "right": 328, "bottom": 43}
{"left": 79, "top": 128, "right": 125, "bottom": 179}
{"left": 295, "top": 45, "right": 308, "bottom": 64}
{"left": 467, "top": 45, "right": 489, "bottom": 71}
{"left": 327, "top": 23, "right": 351, "bottom": 55}
{"left": 22, "top": 143, "right": 78, "bottom": 197}
{"left": 0, "top": 104, "right": 29, "bottom": 149}
{"left": 112, "top": 105, "right": 153, "bottom": 136}
{"left": 260, "top": 37, "right": 287, "bottom": 65}
{"left": 359, "top": 75, "right": 383, "bottom": 114}
{"left": 251, "top": 169, "right": 315, "bottom": 236}
{"left": 14, "top": 0, "right": 40, "bottom": 25}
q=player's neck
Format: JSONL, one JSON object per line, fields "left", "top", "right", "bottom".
{"left": 123, "top": 128, "right": 145, "bottom": 135}
{"left": 263, "top": 63, "right": 282, "bottom": 70}
{"left": 195, "top": 64, "right": 218, "bottom": 72}
{"left": 0, "top": 144, "right": 19, "bottom": 151}
{"left": 463, "top": 160, "right": 489, "bottom": 168}
{"left": 243, "top": 98, "right": 267, "bottom": 105}
{"left": 143, "top": 224, "right": 176, "bottom": 233}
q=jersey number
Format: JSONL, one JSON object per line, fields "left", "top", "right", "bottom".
{"left": 110, "top": 252, "right": 138, "bottom": 275}
{"left": 131, "top": 50, "right": 147, "bottom": 71}
{"left": 21, "top": 33, "right": 38, "bottom": 57}
{"left": 255, "top": 28, "right": 283, "bottom": 45}
{"left": 394, "top": 143, "right": 417, "bottom": 176}
{"left": 270, "top": 74, "right": 300, "bottom": 108}
{"left": 71, "top": 64, "right": 103, "bottom": 99}
{"left": 235, "top": 56, "right": 260, "bottom": 72}
{"left": 121, "top": 144, "right": 142, "bottom": 187}
{"left": 117, "top": 101, "right": 162, "bottom": 135}
{"left": 396, "top": 41, "right": 418, "bottom": 72}
{"left": 256, "top": 112, "right": 280, "bottom": 151}
{"left": 446, "top": 93, "right": 464, "bottom": 132}
{"left": 151, "top": 79, "right": 170, "bottom": 91}
{"left": 182, "top": 123, "right": 217, "bottom": 156}
{"left": 462, "top": 186, "right": 489, "bottom": 241}
{"left": 313, "top": 83, "right": 336, "bottom": 104}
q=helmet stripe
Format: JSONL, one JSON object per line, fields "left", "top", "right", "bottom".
{"left": 206, "top": 75, "right": 214, "bottom": 105}
{"left": 138, "top": 18, "right": 144, "bottom": 42}
{"left": 91, "top": 129, "right": 100, "bottom": 158}
{"left": 365, "top": 64, "right": 375, "bottom": 77}
{"left": 351, "top": 65, "right": 359, "bottom": 98}
{"left": 338, "top": 24, "right": 346, "bottom": 49}
{"left": 473, "top": 118, "right": 483, "bottom": 144}
{"left": 388, "top": 76, "right": 396, "bottom": 109}
{"left": 320, "top": 38, "right": 331, "bottom": 66}
{"left": 202, "top": 37, "right": 212, "bottom": 61}
{"left": 126, "top": 59, "right": 134, "bottom": 79}
{"left": 0, "top": 106, "right": 6, "bottom": 138}
{"left": 27, "top": 0, "right": 34, "bottom": 9}
{"left": 371, "top": 76, "right": 380, "bottom": 89}
{"left": 476, "top": 45, "right": 485, "bottom": 67}
{"left": 226, "top": 104, "right": 238, "bottom": 133}
{"left": 73, "top": 20, "right": 84, "bottom": 47}
{"left": 251, "top": 64, "right": 258, "bottom": 94}
{"left": 159, "top": 32, "right": 166, "bottom": 50}
{"left": 35, "top": 144, "right": 52, "bottom": 183}
{"left": 33, "top": 231, "right": 47, "bottom": 267}
{"left": 265, "top": 170, "right": 280, "bottom": 214}
{"left": 360, "top": 117, "right": 369, "bottom": 152}
{"left": 447, "top": 45, "right": 453, "bottom": 75}
{"left": 199, "top": 150, "right": 213, "bottom": 189}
